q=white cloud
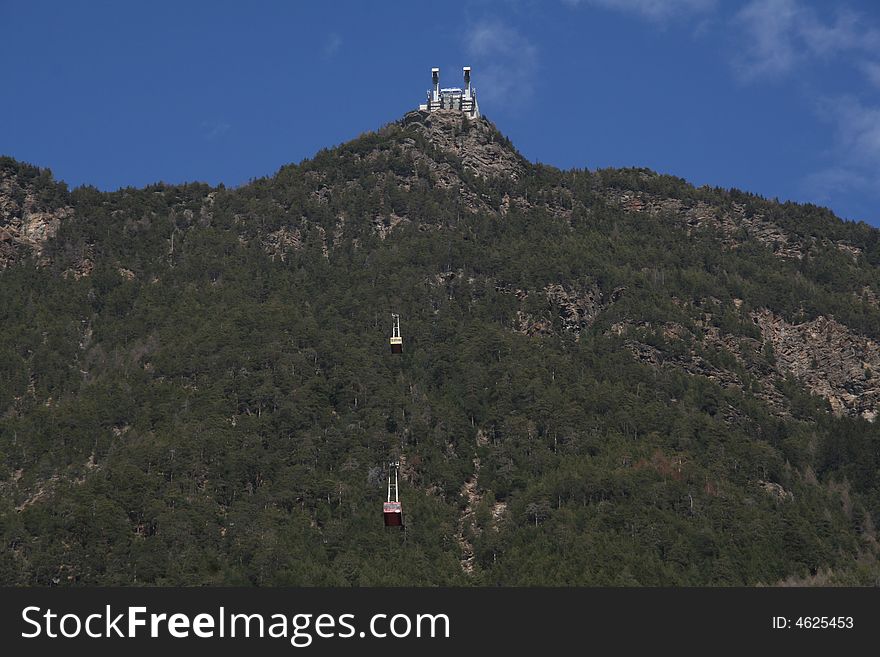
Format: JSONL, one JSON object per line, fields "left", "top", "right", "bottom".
{"left": 798, "top": 8, "right": 880, "bottom": 55}
{"left": 734, "top": 0, "right": 880, "bottom": 81}
{"left": 731, "top": 2, "right": 880, "bottom": 215}
{"left": 562, "top": 0, "right": 880, "bottom": 217}
{"left": 201, "top": 120, "right": 231, "bottom": 141}
{"left": 860, "top": 61, "right": 880, "bottom": 89}
{"left": 818, "top": 96, "right": 880, "bottom": 167}
{"left": 733, "top": 0, "right": 801, "bottom": 79}
{"left": 803, "top": 166, "right": 872, "bottom": 203}
{"left": 465, "top": 21, "right": 538, "bottom": 109}
{"left": 563, "top": 0, "right": 715, "bottom": 22}
{"left": 323, "top": 33, "right": 342, "bottom": 58}
{"left": 804, "top": 96, "right": 880, "bottom": 209}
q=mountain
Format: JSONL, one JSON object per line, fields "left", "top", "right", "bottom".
{"left": 1, "top": 110, "right": 879, "bottom": 586}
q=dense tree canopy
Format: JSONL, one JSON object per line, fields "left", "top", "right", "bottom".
{"left": 1, "top": 117, "right": 879, "bottom": 586}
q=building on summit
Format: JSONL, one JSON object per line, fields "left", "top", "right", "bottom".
{"left": 419, "top": 67, "right": 480, "bottom": 119}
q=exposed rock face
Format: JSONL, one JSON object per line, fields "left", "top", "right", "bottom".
{"left": 602, "top": 189, "right": 861, "bottom": 260}
{"left": 425, "top": 272, "right": 620, "bottom": 340}
{"left": 401, "top": 110, "right": 526, "bottom": 182}
{"left": 457, "top": 458, "right": 481, "bottom": 575}
{"left": 275, "top": 111, "right": 531, "bottom": 245}
{"left": 609, "top": 317, "right": 791, "bottom": 419}
{"left": 499, "top": 189, "right": 576, "bottom": 225}
{"left": 264, "top": 225, "right": 302, "bottom": 261}
{"left": 755, "top": 310, "right": 880, "bottom": 421}
{"left": 546, "top": 283, "right": 608, "bottom": 333}
{"left": 371, "top": 212, "right": 409, "bottom": 240}
{"left": 259, "top": 110, "right": 554, "bottom": 249}
{"left": 758, "top": 480, "right": 794, "bottom": 502}
{"left": 606, "top": 190, "right": 800, "bottom": 256}
{"left": 858, "top": 286, "right": 879, "bottom": 308}
{"left": 62, "top": 258, "right": 94, "bottom": 280}
{"left": 0, "top": 165, "right": 72, "bottom": 269}
{"left": 612, "top": 302, "right": 880, "bottom": 422}
{"left": 386, "top": 110, "right": 526, "bottom": 224}
{"left": 516, "top": 282, "right": 614, "bottom": 338}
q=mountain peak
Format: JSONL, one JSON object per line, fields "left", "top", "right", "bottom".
{"left": 398, "top": 109, "right": 527, "bottom": 182}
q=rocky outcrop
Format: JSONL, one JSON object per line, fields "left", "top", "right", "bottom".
{"left": 758, "top": 480, "right": 794, "bottom": 502}
{"left": 546, "top": 283, "right": 605, "bottom": 333}
{"left": 610, "top": 317, "right": 790, "bottom": 418}
{"left": 281, "top": 111, "right": 529, "bottom": 244}
{"left": 755, "top": 310, "right": 880, "bottom": 421}
{"left": 613, "top": 302, "right": 880, "bottom": 422}
{"left": 606, "top": 190, "right": 800, "bottom": 256}
{"left": 401, "top": 110, "right": 526, "bottom": 182}
{"left": 262, "top": 111, "right": 549, "bottom": 245}
{"left": 602, "top": 190, "right": 863, "bottom": 261}
{"left": 263, "top": 225, "right": 302, "bottom": 261}
{"left": 457, "top": 458, "right": 481, "bottom": 575}
{"left": 371, "top": 212, "right": 409, "bottom": 240}
{"left": 858, "top": 286, "right": 879, "bottom": 308}
{"left": 515, "top": 282, "right": 622, "bottom": 339}
{"left": 425, "top": 273, "right": 619, "bottom": 337}
{"left": 62, "top": 257, "right": 94, "bottom": 280}
{"left": 0, "top": 164, "right": 72, "bottom": 269}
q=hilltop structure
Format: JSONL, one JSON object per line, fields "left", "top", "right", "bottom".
{"left": 419, "top": 66, "right": 480, "bottom": 119}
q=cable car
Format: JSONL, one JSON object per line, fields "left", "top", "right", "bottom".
{"left": 390, "top": 313, "right": 402, "bottom": 354}
{"left": 384, "top": 460, "right": 404, "bottom": 528}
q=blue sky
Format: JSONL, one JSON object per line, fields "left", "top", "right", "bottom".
{"left": 2, "top": 0, "right": 879, "bottom": 226}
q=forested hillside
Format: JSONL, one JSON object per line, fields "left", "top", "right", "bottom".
{"left": 1, "top": 110, "right": 879, "bottom": 585}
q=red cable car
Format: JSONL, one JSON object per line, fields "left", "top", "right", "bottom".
{"left": 384, "top": 461, "right": 404, "bottom": 528}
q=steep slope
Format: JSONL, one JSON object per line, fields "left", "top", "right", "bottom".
{"left": 1, "top": 113, "right": 879, "bottom": 586}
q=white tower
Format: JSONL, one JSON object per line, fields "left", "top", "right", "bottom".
{"left": 431, "top": 68, "right": 440, "bottom": 107}
{"left": 419, "top": 66, "right": 479, "bottom": 118}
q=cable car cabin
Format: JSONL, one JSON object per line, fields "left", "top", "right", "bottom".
{"left": 390, "top": 313, "right": 402, "bottom": 354}
{"left": 384, "top": 460, "right": 404, "bottom": 528}
{"left": 383, "top": 501, "right": 403, "bottom": 527}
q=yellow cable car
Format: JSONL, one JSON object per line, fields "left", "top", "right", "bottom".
{"left": 390, "top": 313, "right": 402, "bottom": 354}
